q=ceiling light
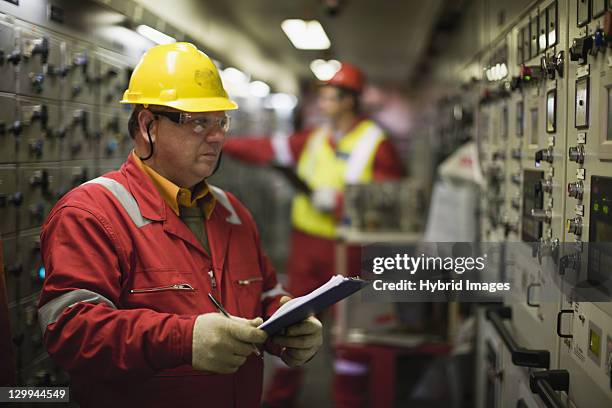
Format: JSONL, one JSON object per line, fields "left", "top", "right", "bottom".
{"left": 265, "top": 93, "right": 298, "bottom": 112}
{"left": 136, "top": 24, "right": 176, "bottom": 45}
{"left": 249, "top": 80, "right": 270, "bottom": 98}
{"left": 281, "top": 19, "right": 331, "bottom": 50}
{"left": 310, "top": 59, "right": 341, "bottom": 80}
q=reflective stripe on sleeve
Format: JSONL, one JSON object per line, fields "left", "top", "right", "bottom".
{"left": 334, "top": 359, "right": 369, "bottom": 375}
{"left": 271, "top": 136, "right": 294, "bottom": 165}
{"left": 38, "top": 289, "right": 117, "bottom": 334}
{"left": 260, "top": 283, "right": 290, "bottom": 301}
{"left": 83, "top": 177, "right": 153, "bottom": 228}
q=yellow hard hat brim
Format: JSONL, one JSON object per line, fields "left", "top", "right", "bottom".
{"left": 120, "top": 97, "right": 238, "bottom": 113}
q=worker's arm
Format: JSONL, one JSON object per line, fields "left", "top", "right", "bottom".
{"left": 222, "top": 128, "right": 313, "bottom": 166}
{"left": 38, "top": 206, "right": 196, "bottom": 380}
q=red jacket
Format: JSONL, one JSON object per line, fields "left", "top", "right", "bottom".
{"left": 38, "top": 154, "right": 284, "bottom": 407}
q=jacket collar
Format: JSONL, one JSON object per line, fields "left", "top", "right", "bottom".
{"left": 121, "top": 153, "right": 234, "bottom": 273}
{"left": 122, "top": 152, "right": 167, "bottom": 222}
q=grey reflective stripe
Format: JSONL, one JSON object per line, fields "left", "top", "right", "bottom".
{"left": 345, "top": 123, "right": 384, "bottom": 184}
{"left": 38, "top": 289, "right": 117, "bottom": 334}
{"left": 209, "top": 185, "right": 241, "bottom": 225}
{"left": 83, "top": 177, "right": 152, "bottom": 228}
{"left": 271, "top": 136, "right": 294, "bottom": 165}
{"left": 261, "top": 283, "right": 290, "bottom": 301}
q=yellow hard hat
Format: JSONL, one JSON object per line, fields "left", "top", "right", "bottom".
{"left": 120, "top": 42, "right": 238, "bottom": 112}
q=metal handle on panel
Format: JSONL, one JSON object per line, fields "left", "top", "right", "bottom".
{"left": 526, "top": 283, "right": 541, "bottom": 307}
{"left": 485, "top": 306, "right": 550, "bottom": 369}
{"left": 556, "top": 310, "right": 573, "bottom": 339}
{"left": 529, "top": 370, "right": 569, "bottom": 408}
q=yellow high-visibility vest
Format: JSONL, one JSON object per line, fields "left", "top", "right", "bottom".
{"left": 291, "top": 119, "right": 386, "bottom": 238}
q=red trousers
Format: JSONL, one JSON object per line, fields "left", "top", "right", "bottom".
{"left": 263, "top": 229, "right": 366, "bottom": 407}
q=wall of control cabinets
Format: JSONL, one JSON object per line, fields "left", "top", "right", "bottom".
{"left": 0, "top": 1, "right": 135, "bottom": 388}
{"left": 461, "top": 0, "right": 612, "bottom": 407}
{"left": 0, "top": 0, "right": 293, "bottom": 389}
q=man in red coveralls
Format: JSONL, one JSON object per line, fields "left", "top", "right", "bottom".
{"left": 37, "top": 42, "right": 323, "bottom": 408}
{"left": 223, "top": 63, "right": 404, "bottom": 407}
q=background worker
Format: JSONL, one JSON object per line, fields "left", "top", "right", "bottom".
{"left": 223, "top": 63, "right": 405, "bottom": 407}
{"left": 37, "top": 42, "right": 322, "bottom": 408}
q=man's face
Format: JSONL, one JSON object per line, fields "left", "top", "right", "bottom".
{"left": 317, "top": 86, "right": 343, "bottom": 120}
{"left": 137, "top": 108, "right": 227, "bottom": 188}
{"left": 318, "top": 85, "right": 354, "bottom": 120}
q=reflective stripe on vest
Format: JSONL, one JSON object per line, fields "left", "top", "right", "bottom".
{"left": 291, "top": 120, "right": 385, "bottom": 238}
{"left": 38, "top": 289, "right": 117, "bottom": 335}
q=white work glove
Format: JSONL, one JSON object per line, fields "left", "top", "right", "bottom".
{"left": 192, "top": 313, "right": 268, "bottom": 374}
{"left": 312, "top": 187, "right": 338, "bottom": 212}
{"left": 272, "top": 296, "right": 323, "bottom": 368}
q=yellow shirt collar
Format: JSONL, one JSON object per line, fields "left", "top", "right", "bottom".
{"left": 132, "top": 151, "right": 216, "bottom": 218}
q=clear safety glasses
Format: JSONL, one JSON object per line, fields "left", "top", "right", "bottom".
{"left": 151, "top": 111, "right": 231, "bottom": 134}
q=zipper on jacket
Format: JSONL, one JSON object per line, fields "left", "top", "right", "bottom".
{"left": 208, "top": 270, "right": 217, "bottom": 291}
{"left": 237, "top": 277, "right": 263, "bottom": 285}
{"left": 130, "top": 283, "right": 195, "bottom": 294}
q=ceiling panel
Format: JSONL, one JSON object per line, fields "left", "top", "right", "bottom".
{"left": 134, "top": 0, "right": 444, "bottom": 92}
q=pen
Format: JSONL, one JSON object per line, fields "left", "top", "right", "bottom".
{"left": 207, "top": 293, "right": 262, "bottom": 357}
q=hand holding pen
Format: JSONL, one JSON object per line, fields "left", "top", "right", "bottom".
{"left": 207, "top": 293, "right": 264, "bottom": 357}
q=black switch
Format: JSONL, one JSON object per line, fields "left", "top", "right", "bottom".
{"left": 570, "top": 36, "right": 593, "bottom": 65}
{"left": 31, "top": 105, "right": 48, "bottom": 129}
{"left": 31, "top": 38, "right": 49, "bottom": 64}
{"left": 8, "top": 121, "right": 22, "bottom": 136}
{"left": 7, "top": 50, "right": 21, "bottom": 65}
{"left": 8, "top": 191, "right": 23, "bottom": 207}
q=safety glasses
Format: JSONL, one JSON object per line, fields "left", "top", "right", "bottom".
{"left": 151, "top": 111, "right": 231, "bottom": 134}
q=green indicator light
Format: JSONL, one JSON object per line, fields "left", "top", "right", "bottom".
{"left": 594, "top": 202, "right": 600, "bottom": 212}
{"left": 604, "top": 205, "right": 609, "bottom": 215}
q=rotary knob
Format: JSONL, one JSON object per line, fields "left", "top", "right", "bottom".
{"left": 567, "top": 181, "right": 584, "bottom": 200}
{"left": 568, "top": 145, "right": 585, "bottom": 164}
{"left": 511, "top": 173, "right": 521, "bottom": 185}
{"left": 535, "top": 147, "right": 554, "bottom": 165}
{"left": 541, "top": 177, "right": 553, "bottom": 194}
{"left": 566, "top": 217, "right": 582, "bottom": 236}
{"left": 511, "top": 148, "right": 522, "bottom": 160}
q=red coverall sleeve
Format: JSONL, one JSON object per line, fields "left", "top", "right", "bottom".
{"left": 38, "top": 206, "right": 196, "bottom": 380}
{"left": 222, "top": 128, "right": 312, "bottom": 166}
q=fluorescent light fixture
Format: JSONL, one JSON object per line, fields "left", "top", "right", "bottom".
{"left": 281, "top": 19, "right": 331, "bottom": 50}
{"left": 265, "top": 93, "right": 298, "bottom": 112}
{"left": 221, "top": 67, "right": 251, "bottom": 97}
{"left": 222, "top": 67, "right": 250, "bottom": 85}
{"left": 136, "top": 24, "right": 176, "bottom": 45}
{"left": 249, "top": 80, "right": 270, "bottom": 98}
{"left": 310, "top": 59, "right": 341, "bottom": 80}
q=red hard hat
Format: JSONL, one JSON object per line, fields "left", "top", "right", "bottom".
{"left": 325, "top": 62, "right": 365, "bottom": 93}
